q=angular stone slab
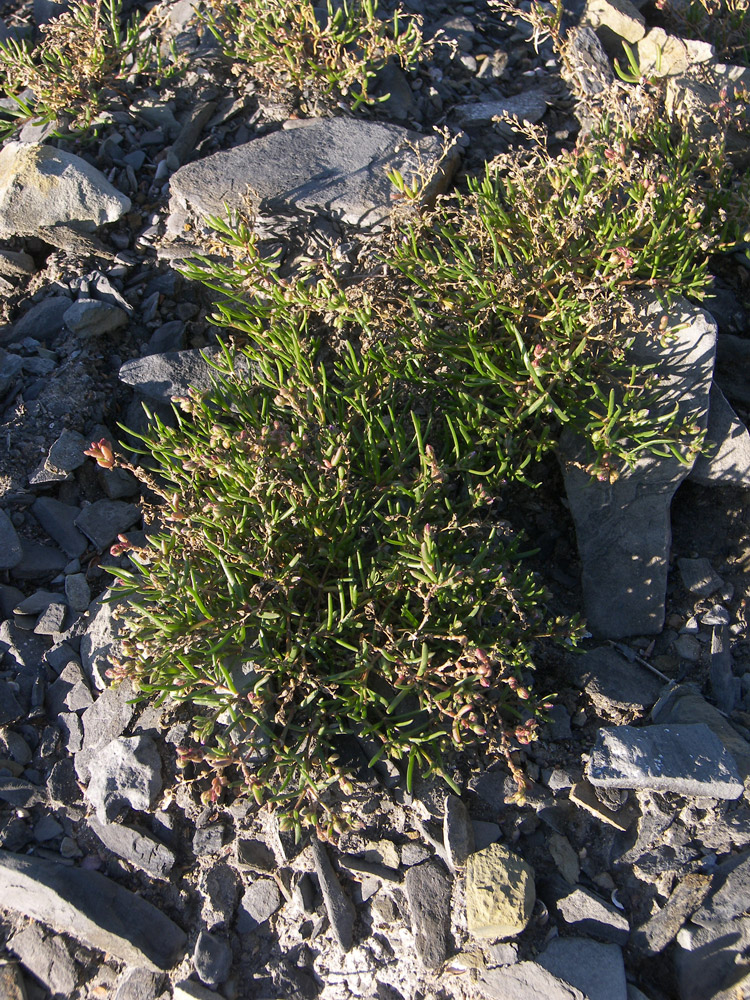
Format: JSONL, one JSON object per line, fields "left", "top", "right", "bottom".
{"left": 537, "top": 937, "right": 627, "bottom": 1000}
{"left": 404, "top": 857, "right": 452, "bottom": 969}
{"left": 167, "top": 118, "right": 459, "bottom": 232}
{"left": 89, "top": 817, "right": 175, "bottom": 879}
{"left": 0, "top": 142, "right": 130, "bottom": 238}
{"left": 0, "top": 850, "right": 186, "bottom": 969}
{"left": 455, "top": 90, "right": 548, "bottom": 130}
{"left": 557, "top": 887, "right": 630, "bottom": 945}
{"left": 588, "top": 723, "right": 744, "bottom": 799}
{"left": 558, "top": 294, "right": 716, "bottom": 638}
{"left": 119, "top": 347, "right": 231, "bottom": 403}
{"left": 479, "top": 962, "right": 586, "bottom": 999}
{"left": 690, "top": 384, "right": 750, "bottom": 485}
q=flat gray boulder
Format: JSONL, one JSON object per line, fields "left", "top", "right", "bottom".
{"left": 588, "top": 723, "right": 744, "bottom": 799}
{"left": 0, "top": 142, "right": 130, "bottom": 238}
{"left": 537, "top": 936, "right": 628, "bottom": 1000}
{"left": 479, "top": 961, "right": 586, "bottom": 999}
{"left": 0, "top": 849, "right": 186, "bottom": 969}
{"left": 166, "top": 118, "right": 459, "bottom": 232}
{"left": 558, "top": 294, "right": 716, "bottom": 638}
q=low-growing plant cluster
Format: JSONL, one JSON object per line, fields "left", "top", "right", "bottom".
{"left": 0, "top": 0, "right": 176, "bottom": 137}
{"left": 92, "top": 87, "right": 746, "bottom": 834}
{"left": 201, "top": 0, "right": 423, "bottom": 113}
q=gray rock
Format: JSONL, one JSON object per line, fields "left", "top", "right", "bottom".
{"left": 572, "top": 646, "right": 664, "bottom": 717}
{"left": 0, "top": 681, "right": 23, "bottom": 723}
{"left": 537, "top": 936, "right": 627, "bottom": 1000}
{"left": 404, "top": 857, "right": 452, "bottom": 969}
{"left": 556, "top": 887, "right": 630, "bottom": 944}
{"left": 544, "top": 704, "right": 573, "bottom": 740}
{"left": 192, "top": 930, "right": 232, "bottom": 987}
{"left": 693, "top": 850, "right": 750, "bottom": 926}
{"left": 236, "top": 878, "right": 281, "bottom": 933}
{"left": 14, "top": 589, "right": 64, "bottom": 616}
{"left": 690, "top": 383, "right": 750, "bottom": 486}
{"left": 74, "top": 500, "right": 140, "bottom": 551}
{"left": 193, "top": 823, "right": 225, "bottom": 856}
{"left": 472, "top": 819, "right": 501, "bottom": 851}
{"left": 64, "top": 299, "right": 129, "bottom": 338}
{"left": 119, "top": 347, "right": 230, "bottom": 402}
{"left": 588, "top": 723, "right": 744, "bottom": 799}
{"left": 167, "top": 118, "right": 459, "bottom": 233}
{"left": 631, "top": 872, "right": 711, "bottom": 955}
{"left": 0, "top": 509, "right": 22, "bottom": 569}
{"left": 558, "top": 295, "right": 716, "bottom": 638}
{"left": 0, "top": 777, "right": 46, "bottom": 807}
{"left": 11, "top": 538, "right": 67, "bottom": 580}
{"left": 45, "top": 429, "right": 88, "bottom": 473}
{"left": 100, "top": 465, "right": 141, "bottom": 499}
{"left": 443, "top": 794, "right": 474, "bottom": 869}
{"left": 0, "top": 247, "right": 35, "bottom": 277}
{"left": 310, "top": 834, "right": 356, "bottom": 952}
{"left": 455, "top": 90, "right": 549, "bottom": 132}
{"left": 0, "top": 142, "right": 130, "bottom": 238}
{"left": 675, "top": 916, "right": 750, "bottom": 1000}
{"left": 703, "top": 605, "right": 731, "bottom": 626}
{"left": 711, "top": 624, "right": 739, "bottom": 714}
{"left": 34, "top": 602, "right": 66, "bottom": 635}
{"left": 89, "top": 817, "right": 175, "bottom": 879}
{"left": 47, "top": 659, "right": 92, "bottom": 717}
{"left": 33, "top": 815, "right": 64, "bottom": 842}
{"left": 79, "top": 593, "right": 126, "bottom": 690}
{"left": 674, "top": 633, "right": 702, "bottom": 661}
{"left": 59, "top": 711, "right": 83, "bottom": 751}
{"left": 113, "top": 967, "right": 165, "bottom": 1000}
{"left": 147, "top": 320, "right": 185, "bottom": 354}
{"left": 678, "top": 556, "right": 724, "bottom": 596}
{"left": 198, "top": 861, "right": 241, "bottom": 930}
{"left": 10, "top": 296, "right": 72, "bottom": 344}
{"left": 479, "top": 962, "right": 586, "bottom": 1000}
{"left": 64, "top": 573, "right": 91, "bottom": 612}
{"left": 85, "top": 734, "right": 162, "bottom": 821}
{"left": 651, "top": 682, "right": 750, "bottom": 778}
{"left": 8, "top": 923, "right": 77, "bottom": 995}
{"left": 0, "top": 849, "right": 186, "bottom": 969}
{"left": 0, "top": 618, "right": 48, "bottom": 673}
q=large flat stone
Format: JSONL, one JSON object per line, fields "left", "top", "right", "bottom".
{"left": 558, "top": 295, "right": 716, "bottom": 638}
{"left": 0, "top": 850, "right": 186, "bottom": 969}
{"left": 0, "top": 142, "right": 130, "bottom": 238}
{"left": 537, "top": 936, "right": 628, "bottom": 1000}
{"left": 479, "top": 962, "right": 586, "bottom": 999}
{"left": 588, "top": 723, "right": 744, "bottom": 799}
{"left": 167, "top": 118, "right": 459, "bottom": 232}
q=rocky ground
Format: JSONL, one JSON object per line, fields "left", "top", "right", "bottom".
{"left": 3, "top": 0, "right": 750, "bottom": 998}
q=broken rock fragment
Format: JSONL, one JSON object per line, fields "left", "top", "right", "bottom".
{"left": 0, "top": 849, "right": 186, "bottom": 969}
{"left": 0, "top": 142, "right": 130, "bottom": 238}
